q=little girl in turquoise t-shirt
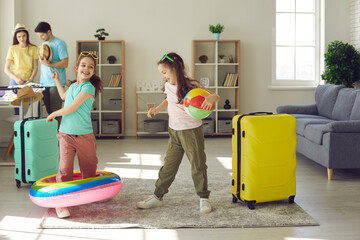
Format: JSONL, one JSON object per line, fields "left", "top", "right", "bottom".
{"left": 46, "top": 52, "right": 103, "bottom": 219}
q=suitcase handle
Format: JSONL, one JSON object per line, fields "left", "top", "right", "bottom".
{"left": 248, "top": 112, "right": 273, "bottom": 115}
{"left": 24, "top": 117, "right": 39, "bottom": 121}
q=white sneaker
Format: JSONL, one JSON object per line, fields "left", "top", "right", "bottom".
{"left": 136, "top": 195, "right": 164, "bottom": 209}
{"left": 55, "top": 207, "right": 70, "bottom": 218}
{"left": 200, "top": 198, "right": 212, "bottom": 213}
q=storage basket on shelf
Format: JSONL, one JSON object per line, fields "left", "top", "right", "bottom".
{"left": 144, "top": 119, "right": 168, "bottom": 132}
{"left": 101, "top": 120, "right": 121, "bottom": 134}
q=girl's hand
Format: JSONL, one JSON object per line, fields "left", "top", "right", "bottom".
{"left": 147, "top": 107, "right": 158, "bottom": 118}
{"left": 52, "top": 70, "right": 59, "bottom": 81}
{"left": 15, "top": 78, "right": 26, "bottom": 85}
{"left": 46, "top": 113, "right": 55, "bottom": 123}
{"left": 201, "top": 94, "right": 217, "bottom": 111}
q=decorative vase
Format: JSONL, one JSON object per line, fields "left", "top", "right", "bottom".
{"left": 224, "top": 99, "right": 231, "bottom": 109}
{"left": 219, "top": 59, "right": 225, "bottom": 63}
{"left": 213, "top": 33, "right": 220, "bottom": 40}
{"left": 107, "top": 56, "right": 116, "bottom": 64}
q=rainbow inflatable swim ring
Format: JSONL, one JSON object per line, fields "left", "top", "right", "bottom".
{"left": 29, "top": 171, "right": 123, "bottom": 208}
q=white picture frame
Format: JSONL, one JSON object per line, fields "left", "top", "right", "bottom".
{"left": 200, "top": 77, "right": 210, "bottom": 87}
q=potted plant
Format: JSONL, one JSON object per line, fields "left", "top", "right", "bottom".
{"left": 199, "top": 55, "right": 208, "bottom": 63}
{"left": 219, "top": 54, "right": 225, "bottom": 63}
{"left": 209, "top": 23, "right": 225, "bottom": 40}
{"left": 94, "top": 28, "right": 109, "bottom": 40}
{"left": 321, "top": 40, "right": 360, "bottom": 88}
{"left": 107, "top": 55, "right": 116, "bottom": 64}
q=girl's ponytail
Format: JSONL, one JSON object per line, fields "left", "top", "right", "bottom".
{"left": 90, "top": 74, "right": 103, "bottom": 97}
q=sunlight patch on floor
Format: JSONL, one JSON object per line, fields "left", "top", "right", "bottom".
{"left": 0, "top": 215, "right": 41, "bottom": 230}
{"left": 285, "top": 238, "right": 327, "bottom": 240}
{"left": 106, "top": 153, "right": 163, "bottom": 166}
{"left": 104, "top": 167, "right": 159, "bottom": 180}
{"left": 216, "top": 157, "right": 232, "bottom": 170}
{"left": 141, "top": 229, "right": 179, "bottom": 240}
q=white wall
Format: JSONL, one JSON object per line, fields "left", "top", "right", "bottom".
{"left": 0, "top": 0, "right": 350, "bottom": 139}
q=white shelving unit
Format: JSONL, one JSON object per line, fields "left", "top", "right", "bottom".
{"left": 192, "top": 40, "right": 240, "bottom": 135}
{"left": 76, "top": 40, "right": 125, "bottom": 137}
{"left": 135, "top": 89, "right": 169, "bottom": 138}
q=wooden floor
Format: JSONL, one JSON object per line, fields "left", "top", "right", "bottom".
{"left": 0, "top": 137, "right": 359, "bottom": 240}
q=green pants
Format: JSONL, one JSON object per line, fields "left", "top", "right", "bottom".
{"left": 154, "top": 126, "right": 210, "bottom": 199}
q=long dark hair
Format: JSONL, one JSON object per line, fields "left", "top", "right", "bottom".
{"left": 69, "top": 55, "right": 104, "bottom": 97}
{"left": 13, "top": 30, "right": 36, "bottom": 55}
{"left": 158, "top": 52, "right": 198, "bottom": 104}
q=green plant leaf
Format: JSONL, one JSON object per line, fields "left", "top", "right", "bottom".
{"left": 209, "top": 23, "right": 224, "bottom": 33}
{"left": 322, "top": 40, "right": 360, "bottom": 88}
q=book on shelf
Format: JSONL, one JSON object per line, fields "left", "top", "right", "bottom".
{"left": 232, "top": 73, "right": 238, "bottom": 86}
{"left": 222, "top": 73, "right": 238, "bottom": 87}
{"left": 108, "top": 74, "right": 122, "bottom": 87}
{"left": 222, "top": 73, "right": 229, "bottom": 86}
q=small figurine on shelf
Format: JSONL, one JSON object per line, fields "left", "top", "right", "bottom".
{"left": 199, "top": 55, "right": 208, "bottom": 63}
{"left": 224, "top": 99, "right": 231, "bottom": 109}
{"left": 228, "top": 55, "right": 234, "bottom": 63}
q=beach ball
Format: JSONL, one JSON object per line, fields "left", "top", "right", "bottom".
{"left": 184, "top": 88, "right": 214, "bottom": 119}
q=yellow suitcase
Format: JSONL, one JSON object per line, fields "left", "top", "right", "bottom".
{"left": 231, "top": 112, "right": 296, "bottom": 209}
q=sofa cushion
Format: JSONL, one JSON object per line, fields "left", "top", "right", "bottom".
{"left": 350, "top": 91, "right": 360, "bottom": 120}
{"left": 296, "top": 117, "right": 334, "bottom": 136}
{"left": 332, "top": 88, "right": 358, "bottom": 120}
{"left": 322, "top": 120, "right": 360, "bottom": 133}
{"left": 303, "top": 124, "right": 327, "bottom": 145}
{"left": 291, "top": 114, "right": 328, "bottom": 119}
{"left": 315, "top": 84, "right": 345, "bottom": 119}
{"left": 277, "top": 104, "right": 318, "bottom": 115}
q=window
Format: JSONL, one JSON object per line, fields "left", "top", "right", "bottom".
{"left": 273, "top": 0, "right": 322, "bottom": 87}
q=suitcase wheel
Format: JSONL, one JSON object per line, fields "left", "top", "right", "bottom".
{"left": 232, "top": 195, "right": 238, "bottom": 203}
{"left": 16, "top": 180, "right": 21, "bottom": 188}
{"left": 246, "top": 201, "right": 255, "bottom": 210}
{"left": 289, "top": 195, "right": 295, "bottom": 204}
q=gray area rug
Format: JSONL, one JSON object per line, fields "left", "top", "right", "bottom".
{"left": 40, "top": 173, "right": 319, "bottom": 229}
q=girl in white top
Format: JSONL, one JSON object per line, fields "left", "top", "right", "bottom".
{"left": 136, "top": 52, "right": 220, "bottom": 213}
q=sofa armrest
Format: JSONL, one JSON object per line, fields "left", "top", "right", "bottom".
{"left": 276, "top": 104, "right": 318, "bottom": 115}
{"left": 323, "top": 120, "right": 360, "bottom": 133}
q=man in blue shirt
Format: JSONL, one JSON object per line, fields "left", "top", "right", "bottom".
{"left": 35, "top": 22, "right": 68, "bottom": 125}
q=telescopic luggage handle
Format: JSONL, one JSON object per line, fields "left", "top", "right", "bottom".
{"left": 24, "top": 117, "right": 38, "bottom": 121}
{"left": 248, "top": 112, "right": 273, "bottom": 115}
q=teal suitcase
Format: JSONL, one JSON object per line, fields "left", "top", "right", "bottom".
{"left": 14, "top": 118, "right": 59, "bottom": 188}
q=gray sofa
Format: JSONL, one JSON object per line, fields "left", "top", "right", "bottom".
{"left": 277, "top": 84, "right": 360, "bottom": 180}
